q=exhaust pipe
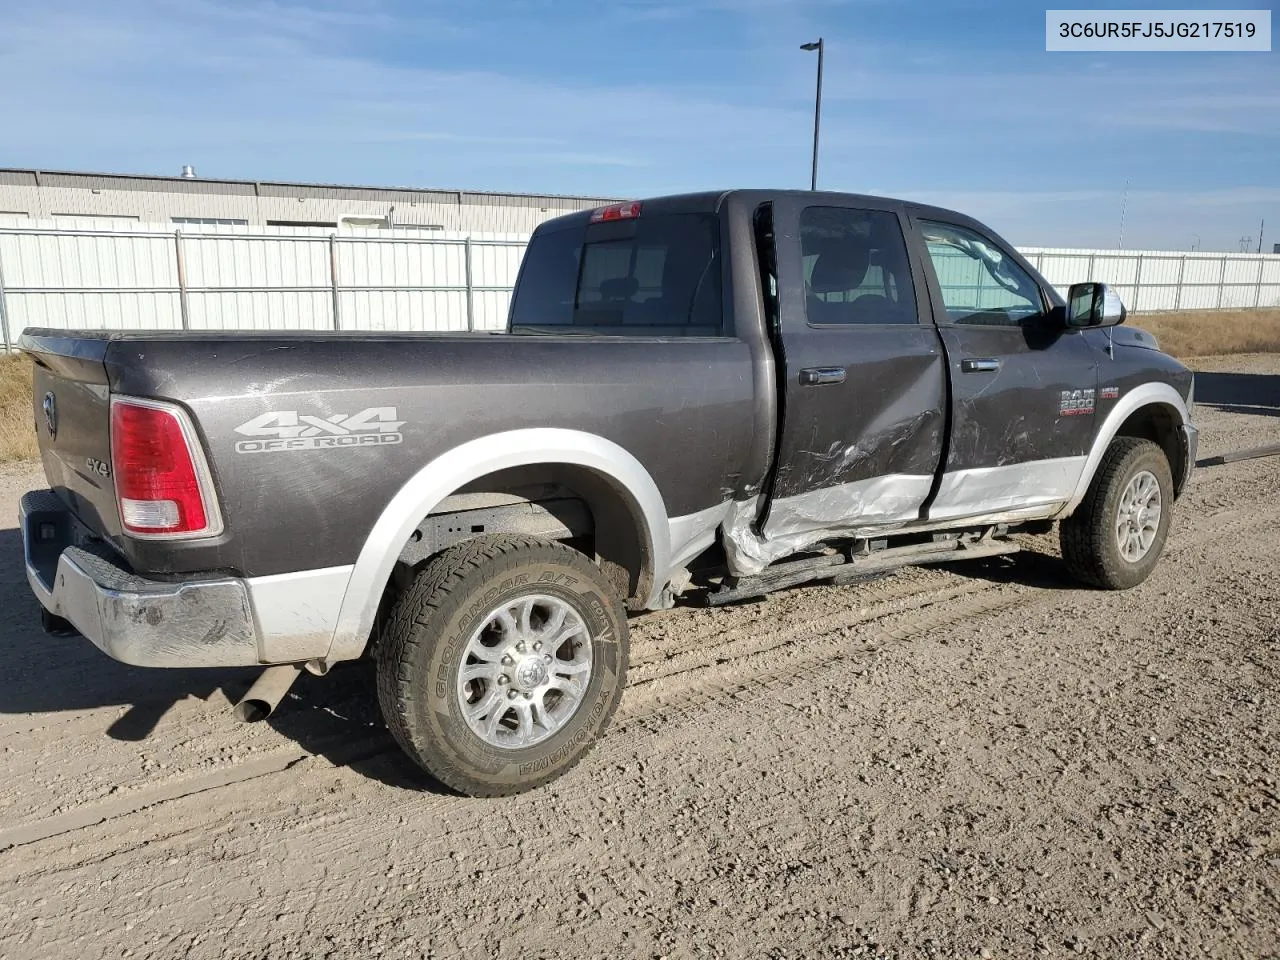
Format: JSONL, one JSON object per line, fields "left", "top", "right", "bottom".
{"left": 233, "top": 664, "right": 304, "bottom": 723}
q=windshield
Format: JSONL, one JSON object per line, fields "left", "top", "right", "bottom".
{"left": 508, "top": 213, "right": 723, "bottom": 335}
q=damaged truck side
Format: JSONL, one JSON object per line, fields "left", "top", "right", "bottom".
{"left": 19, "top": 190, "right": 1198, "bottom": 796}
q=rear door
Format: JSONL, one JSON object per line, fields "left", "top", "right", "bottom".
{"left": 909, "top": 214, "right": 1099, "bottom": 521}
{"left": 760, "top": 196, "right": 947, "bottom": 542}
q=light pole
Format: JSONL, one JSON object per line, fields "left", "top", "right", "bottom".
{"left": 800, "top": 38, "right": 824, "bottom": 191}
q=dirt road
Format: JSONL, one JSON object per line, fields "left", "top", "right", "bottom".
{"left": 1, "top": 357, "right": 1277, "bottom": 960}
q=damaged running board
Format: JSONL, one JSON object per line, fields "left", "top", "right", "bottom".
{"left": 705, "top": 536, "right": 1020, "bottom": 606}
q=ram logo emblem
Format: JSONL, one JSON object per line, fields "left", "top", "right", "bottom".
{"left": 1059, "top": 389, "right": 1096, "bottom": 417}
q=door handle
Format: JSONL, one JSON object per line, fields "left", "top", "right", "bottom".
{"left": 961, "top": 358, "right": 1001, "bottom": 373}
{"left": 799, "top": 366, "right": 847, "bottom": 386}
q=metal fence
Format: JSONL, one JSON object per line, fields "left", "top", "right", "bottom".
{"left": 1, "top": 220, "right": 1278, "bottom": 351}
{"left": 1022, "top": 247, "right": 1280, "bottom": 313}
{"left": 0, "top": 223, "right": 527, "bottom": 350}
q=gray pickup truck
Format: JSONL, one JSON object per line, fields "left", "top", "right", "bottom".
{"left": 18, "top": 190, "right": 1197, "bottom": 795}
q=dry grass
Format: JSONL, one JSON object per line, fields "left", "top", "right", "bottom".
{"left": 0, "top": 352, "right": 38, "bottom": 464}
{"left": 0, "top": 310, "right": 1277, "bottom": 463}
{"left": 1131, "top": 308, "right": 1280, "bottom": 359}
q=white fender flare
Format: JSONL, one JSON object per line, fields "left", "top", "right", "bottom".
{"left": 1056, "top": 382, "right": 1191, "bottom": 517}
{"left": 325, "top": 428, "right": 671, "bottom": 663}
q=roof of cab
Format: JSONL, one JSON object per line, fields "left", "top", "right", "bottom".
{"left": 534, "top": 189, "right": 974, "bottom": 233}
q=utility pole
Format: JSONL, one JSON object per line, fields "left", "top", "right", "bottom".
{"left": 1118, "top": 178, "right": 1130, "bottom": 249}
{"left": 800, "top": 39, "right": 824, "bottom": 191}
{"left": 1258, "top": 219, "right": 1265, "bottom": 254}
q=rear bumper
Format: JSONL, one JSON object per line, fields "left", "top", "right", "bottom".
{"left": 21, "top": 490, "right": 260, "bottom": 668}
{"left": 1178, "top": 422, "right": 1199, "bottom": 496}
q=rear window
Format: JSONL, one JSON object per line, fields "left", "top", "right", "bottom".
{"left": 508, "top": 213, "right": 723, "bottom": 334}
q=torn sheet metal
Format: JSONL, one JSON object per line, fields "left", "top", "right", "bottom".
{"left": 721, "top": 474, "right": 934, "bottom": 576}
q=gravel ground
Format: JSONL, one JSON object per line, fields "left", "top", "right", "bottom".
{"left": 0, "top": 356, "right": 1276, "bottom": 960}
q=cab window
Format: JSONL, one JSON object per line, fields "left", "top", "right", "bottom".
{"left": 509, "top": 213, "right": 722, "bottom": 335}
{"left": 920, "top": 220, "right": 1044, "bottom": 326}
{"left": 799, "top": 207, "right": 918, "bottom": 325}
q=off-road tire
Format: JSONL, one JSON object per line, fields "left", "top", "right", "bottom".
{"left": 376, "top": 534, "right": 628, "bottom": 797}
{"left": 1060, "top": 437, "right": 1173, "bottom": 589}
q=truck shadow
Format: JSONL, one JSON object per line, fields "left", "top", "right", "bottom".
{"left": 1193, "top": 371, "right": 1280, "bottom": 419}
{"left": 942, "top": 548, "right": 1083, "bottom": 591}
{"left": 261, "top": 665, "right": 458, "bottom": 795}
{"left": 0, "top": 528, "right": 449, "bottom": 794}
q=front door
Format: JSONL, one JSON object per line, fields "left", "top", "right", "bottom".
{"left": 909, "top": 214, "right": 1100, "bottom": 521}
{"left": 760, "top": 197, "right": 948, "bottom": 544}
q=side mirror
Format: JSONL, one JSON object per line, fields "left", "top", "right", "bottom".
{"left": 1067, "top": 282, "right": 1127, "bottom": 328}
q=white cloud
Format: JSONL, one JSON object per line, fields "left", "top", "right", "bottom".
{"left": 900, "top": 187, "right": 1280, "bottom": 251}
{"left": 0, "top": 0, "right": 816, "bottom": 192}
{"left": 818, "top": 55, "right": 1280, "bottom": 137}
{"left": 0, "top": 0, "right": 1275, "bottom": 248}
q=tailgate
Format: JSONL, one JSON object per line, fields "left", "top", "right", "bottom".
{"left": 22, "top": 333, "right": 121, "bottom": 540}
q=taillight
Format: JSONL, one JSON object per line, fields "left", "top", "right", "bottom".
{"left": 110, "top": 397, "right": 221, "bottom": 538}
{"left": 590, "top": 201, "right": 642, "bottom": 223}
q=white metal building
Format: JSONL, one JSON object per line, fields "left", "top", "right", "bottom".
{"left": 0, "top": 167, "right": 616, "bottom": 235}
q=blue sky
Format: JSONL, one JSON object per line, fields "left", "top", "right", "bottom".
{"left": 2, "top": 0, "right": 1277, "bottom": 250}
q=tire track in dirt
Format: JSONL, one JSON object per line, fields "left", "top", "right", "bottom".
{"left": 613, "top": 585, "right": 1027, "bottom": 735}
{"left": 0, "top": 399, "right": 1275, "bottom": 879}
{"left": 0, "top": 732, "right": 397, "bottom": 852}
{"left": 628, "top": 576, "right": 983, "bottom": 676}
{"left": 627, "top": 566, "right": 945, "bottom": 663}
{"left": 609, "top": 473, "right": 1280, "bottom": 746}
{"left": 6, "top": 463, "right": 1274, "bottom": 857}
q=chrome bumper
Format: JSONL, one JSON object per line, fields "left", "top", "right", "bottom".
{"left": 19, "top": 490, "right": 260, "bottom": 668}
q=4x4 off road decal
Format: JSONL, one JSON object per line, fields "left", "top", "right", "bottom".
{"left": 1059, "top": 389, "right": 1096, "bottom": 417}
{"left": 233, "top": 407, "right": 405, "bottom": 453}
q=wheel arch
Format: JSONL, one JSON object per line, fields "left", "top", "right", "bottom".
{"left": 1058, "top": 383, "right": 1191, "bottom": 517}
{"left": 325, "top": 429, "right": 670, "bottom": 663}
{"left": 1113, "top": 404, "right": 1188, "bottom": 498}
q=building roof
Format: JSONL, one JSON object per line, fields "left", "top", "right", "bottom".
{"left": 0, "top": 167, "right": 619, "bottom": 207}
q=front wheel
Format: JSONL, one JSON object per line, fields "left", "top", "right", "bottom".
{"left": 376, "top": 534, "right": 628, "bottom": 797}
{"left": 1060, "top": 437, "right": 1174, "bottom": 589}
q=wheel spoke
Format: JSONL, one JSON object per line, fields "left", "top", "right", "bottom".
{"left": 482, "top": 700, "right": 513, "bottom": 739}
{"left": 460, "top": 662, "right": 500, "bottom": 685}
{"left": 553, "top": 657, "right": 592, "bottom": 676}
{"left": 465, "top": 643, "right": 503, "bottom": 663}
{"left": 512, "top": 700, "right": 535, "bottom": 745}
{"left": 517, "top": 597, "right": 536, "bottom": 635}
{"left": 532, "top": 693, "right": 559, "bottom": 733}
{"left": 493, "top": 608, "right": 518, "bottom": 637}
{"left": 540, "top": 602, "right": 569, "bottom": 640}
{"left": 466, "top": 687, "right": 503, "bottom": 724}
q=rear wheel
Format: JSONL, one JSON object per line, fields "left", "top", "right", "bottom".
{"left": 376, "top": 534, "right": 628, "bottom": 797}
{"left": 1060, "top": 437, "right": 1173, "bottom": 589}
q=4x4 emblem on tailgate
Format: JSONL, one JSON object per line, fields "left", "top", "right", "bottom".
{"left": 42, "top": 392, "right": 57, "bottom": 439}
{"left": 233, "top": 407, "right": 405, "bottom": 454}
